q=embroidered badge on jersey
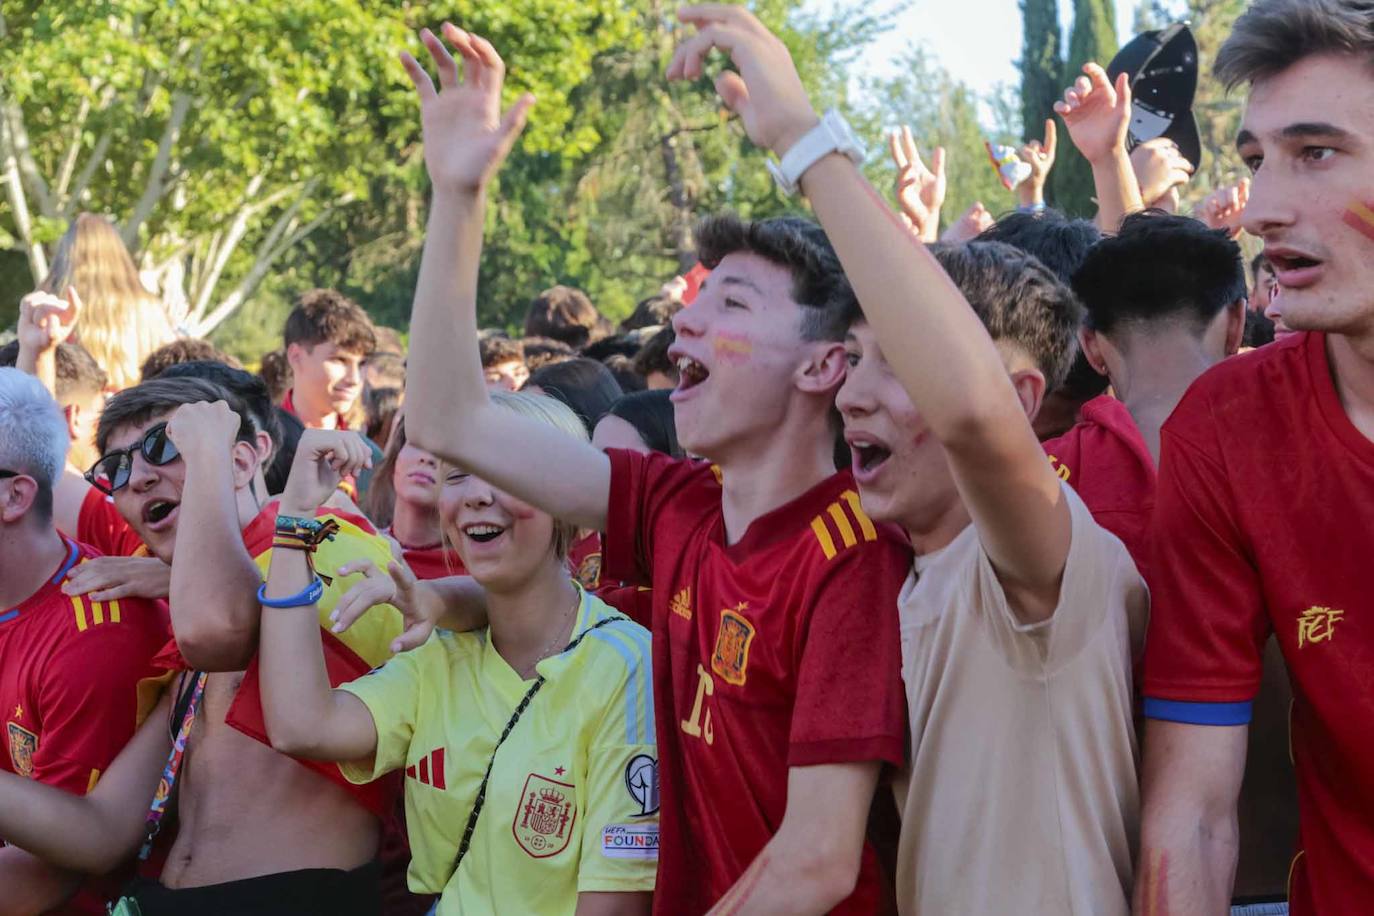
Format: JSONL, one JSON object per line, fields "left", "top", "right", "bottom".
{"left": 513, "top": 773, "right": 577, "bottom": 858}
{"left": 711, "top": 605, "right": 756, "bottom": 686}
{"left": 7, "top": 721, "right": 37, "bottom": 777}
{"left": 624, "top": 753, "right": 659, "bottom": 816}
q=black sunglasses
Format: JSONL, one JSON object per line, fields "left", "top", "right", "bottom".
{"left": 84, "top": 423, "right": 180, "bottom": 496}
{"left": 0, "top": 470, "right": 20, "bottom": 480}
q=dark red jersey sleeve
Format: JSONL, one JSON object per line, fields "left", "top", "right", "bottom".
{"left": 77, "top": 487, "right": 145, "bottom": 558}
{"left": 603, "top": 449, "right": 713, "bottom": 588}
{"left": 33, "top": 602, "right": 169, "bottom": 794}
{"left": 788, "top": 535, "right": 909, "bottom": 768}
{"left": 1143, "top": 397, "right": 1268, "bottom": 726}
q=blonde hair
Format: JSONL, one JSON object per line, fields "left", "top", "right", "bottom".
{"left": 441, "top": 391, "right": 589, "bottom": 560}
{"left": 43, "top": 213, "right": 177, "bottom": 391}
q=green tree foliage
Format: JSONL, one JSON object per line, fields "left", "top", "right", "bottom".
{"left": 1052, "top": 0, "right": 1119, "bottom": 216}
{"left": 0, "top": 0, "right": 640, "bottom": 340}
{"left": 1019, "top": 0, "right": 1063, "bottom": 160}
{"left": 862, "top": 48, "right": 1023, "bottom": 232}
{"left": 203, "top": 1, "right": 892, "bottom": 352}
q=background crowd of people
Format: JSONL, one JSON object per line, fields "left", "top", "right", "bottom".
{"left": 0, "top": 1, "right": 1370, "bottom": 915}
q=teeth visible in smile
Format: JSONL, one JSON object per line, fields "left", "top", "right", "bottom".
{"left": 464, "top": 524, "right": 503, "bottom": 536}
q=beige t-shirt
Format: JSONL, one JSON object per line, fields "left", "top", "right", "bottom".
{"left": 895, "top": 484, "right": 1148, "bottom": 916}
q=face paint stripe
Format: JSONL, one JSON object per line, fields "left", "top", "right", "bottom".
{"left": 1343, "top": 200, "right": 1374, "bottom": 242}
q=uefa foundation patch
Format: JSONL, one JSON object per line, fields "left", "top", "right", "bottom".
{"left": 602, "top": 822, "right": 660, "bottom": 859}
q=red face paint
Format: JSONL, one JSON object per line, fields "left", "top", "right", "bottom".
{"left": 1342, "top": 198, "right": 1374, "bottom": 242}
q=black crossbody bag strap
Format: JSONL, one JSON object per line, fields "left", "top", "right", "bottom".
{"left": 450, "top": 616, "right": 617, "bottom": 875}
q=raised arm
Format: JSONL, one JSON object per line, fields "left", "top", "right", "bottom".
{"left": 0, "top": 689, "right": 172, "bottom": 875}
{"left": 1134, "top": 720, "right": 1246, "bottom": 915}
{"left": 1054, "top": 63, "right": 1144, "bottom": 233}
{"left": 14, "top": 289, "right": 80, "bottom": 399}
{"left": 163, "top": 400, "right": 267, "bottom": 671}
{"left": 401, "top": 25, "right": 609, "bottom": 531}
{"left": 668, "top": 5, "right": 1070, "bottom": 619}
{"left": 259, "top": 430, "right": 383, "bottom": 763}
{"left": 1017, "top": 118, "right": 1057, "bottom": 210}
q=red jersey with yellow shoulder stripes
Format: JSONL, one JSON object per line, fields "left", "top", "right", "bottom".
{"left": 603, "top": 451, "right": 908, "bottom": 915}
{"left": 0, "top": 538, "right": 169, "bottom": 793}
{"left": 0, "top": 537, "right": 170, "bottom": 912}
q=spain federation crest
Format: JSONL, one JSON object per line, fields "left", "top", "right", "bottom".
{"left": 7, "top": 721, "right": 37, "bottom": 777}
{"left": 512, "top": 773, "right": 577, "bottom": 858}
{"left": 711, "top": 605, "right": 756, "bottom": 686}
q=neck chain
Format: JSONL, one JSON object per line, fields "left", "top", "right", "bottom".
{"left": 515, "top": 590, "right": 581, "bottom": 680}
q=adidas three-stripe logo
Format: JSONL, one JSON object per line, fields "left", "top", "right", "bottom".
{"left": 406, "top": 747, "right": 446, "bottom": 789}
{"left": 809, "top": 490, "right": 878, "bottom": 560}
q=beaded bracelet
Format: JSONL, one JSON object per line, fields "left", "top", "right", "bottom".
{"left": 257, "top": 577, "right": 325, "bottom": 609}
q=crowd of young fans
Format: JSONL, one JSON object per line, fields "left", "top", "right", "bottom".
{"left": 0, "top": 1, "right": 1369, "bottom": 914}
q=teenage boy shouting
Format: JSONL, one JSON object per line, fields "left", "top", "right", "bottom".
{"left": 664, "top": 7, "right": 1147, "bottom": 913}
{"left": 400, "top": 23, "right": 908, "bottom": 915}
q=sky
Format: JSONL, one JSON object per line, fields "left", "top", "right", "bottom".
{"left": 831, "top": 0, "right": 1140, "bottom": 106}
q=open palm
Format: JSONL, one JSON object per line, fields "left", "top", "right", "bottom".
{"left": 401, "top": 24, "right": 534, "bottom": 196}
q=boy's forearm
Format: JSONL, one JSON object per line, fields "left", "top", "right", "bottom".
{"left": 800, "top": 155, "right": 1027, "bottom": 445}
{"left": 0, "top": 773, "right": 128, "bottom": 873}
{"left": 1091, "top": 148, "right": 1144, "bottom": 234}
{"left": 169, "top": 452, "right": 262, "bottom": 670}
{"left": 404, "top": 188, "right": 491, "bottom": 466}
{"left": 259, "top": 543, "right": 338, "bottom": 757}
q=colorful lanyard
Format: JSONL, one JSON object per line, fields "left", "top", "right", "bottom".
{"left": 138, "top": 671, "right": 208, "bottom": 862}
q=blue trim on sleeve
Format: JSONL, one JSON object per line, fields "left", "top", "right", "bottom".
{"left": 1143, "top": 697, "right": 1253, "bottom": 726}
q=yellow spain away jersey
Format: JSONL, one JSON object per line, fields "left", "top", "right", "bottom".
{"left": 340, "top": 587, "right": 658, "bottom": 915}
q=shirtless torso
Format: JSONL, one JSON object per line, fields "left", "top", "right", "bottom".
{"left": 158, "top": 672, "right": 379, "bottom": 888}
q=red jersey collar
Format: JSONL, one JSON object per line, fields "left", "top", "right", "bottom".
{"left": 722, "top": 470, "right": 859, "bottom": 560}
{"left": 1, "top": 537, "right": 81, "bottom": 625}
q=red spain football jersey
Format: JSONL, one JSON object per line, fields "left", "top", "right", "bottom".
{"left": 1042, "top": 394, "right": 1156, "bottom": 579}
{"left": 603, "top": 450, "right": 908, "bottom": 915}
{"left": 0, "top": 537, "right": 170, "bottom": 913}
{"left": 1143, "top": 332, "right": 1374, "bottom": 914}
{"left": 382, "top": 528, "right": 465, "bottom": 582}
{"left": 76, "top": 486, "right": 146, "bottom": 558}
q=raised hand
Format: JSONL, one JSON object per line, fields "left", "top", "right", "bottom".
{"left": 279, "top": 430, "right": 373, "bottom": 516}
{"left": 329, "top": 557, "right": 438, "bottom": 653}
{"left": 1131, "top": 138, "right": 1195, "bottom": 211}
{"left": 1054, "top": 63, "right": 1131, "bottom": 165}
{"left": 1017, "top": 119, "right": 1057, "bottom": 207}
{"left": 890, "top": 127, "right": 946, "bottom": 243}
{"left": 400, "top": 24, "right": 535, "bottom": 197}
{"left": 1196, "top": 178, "right": 1250, "bottom": 238}
{"left": 940, "top": 201, "right": 994, "bottom": 244}
{"left": 17, "top": 288, "right": 81, "bottom": 357}
{"left": 165, "top": 399, "right": 243, "bottom": 461}
{"left": 667, "top": 4, "right": 818, "bottom": 157}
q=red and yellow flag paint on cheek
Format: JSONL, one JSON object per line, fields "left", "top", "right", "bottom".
{"left": 1342, "top": 198, "right": 1374, "bottom": 242}
{"left": 712, "top": 331, "right": 754, "bottom": 362}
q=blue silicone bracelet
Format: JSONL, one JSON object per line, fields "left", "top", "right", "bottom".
{"left": 257, "top": 577, "right": 325, "bottom": 609}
